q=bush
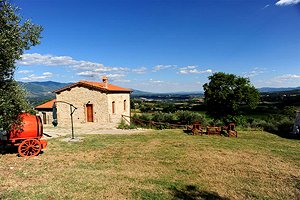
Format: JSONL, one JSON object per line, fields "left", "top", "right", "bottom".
{"left": 251, "top": 116, "right": 294, "bottom": 136}
{"left": 207, "top": 119, "right": 223, "bottom": 126}
{"left": 131, "top": 113, "right": 152, "bottom": 128}
{"left": 223, "top": 115, "right": 248, "bottom": 126}
{"left": 175, "top": 110, "right": 207, "bottom": 125}
{"left": 117, "top": 119, "right": 136, "bottom": 129}
{"left": 152, "top": 112, "right": 176, "bottom": 123}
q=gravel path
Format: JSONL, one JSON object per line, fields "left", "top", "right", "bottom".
{"left": 42, "top": 125, "right": 147, "bottom": 139}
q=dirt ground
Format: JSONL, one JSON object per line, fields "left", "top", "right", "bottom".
{"left": 42, "top": 125, "right": 147, "bottom": 139}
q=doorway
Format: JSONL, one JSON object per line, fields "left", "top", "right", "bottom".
{"left": 86, "top": 104, "right": 94, "bottom": 122}
{"left": 42, "top": 112, "right": 47, "bottom": 124}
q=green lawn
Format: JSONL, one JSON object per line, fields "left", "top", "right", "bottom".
{"left": 0, "top": 130, "right": 299, "bottom": 199}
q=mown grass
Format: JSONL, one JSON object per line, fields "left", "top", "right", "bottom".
{"left": 0, "top": 130, "right": 299, "bottom": 200}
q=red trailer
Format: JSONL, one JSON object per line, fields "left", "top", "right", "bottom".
{"left": 0, "top": 113, "right": 47, "bottom": 157}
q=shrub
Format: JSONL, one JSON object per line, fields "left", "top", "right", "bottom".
{"left": 117, "top": 119, "right": 136, "bottom": 129}
{"left": 152, "top": 112, "right": 176, "bottom": 123}
{"left": 223, "top": 115, "right": 248, "bottom": 126}
{"left": 251, "top": 116, "right": 294, "bottom": 136}
{"left": 175, "top": 110, "right": 207, "bottom": 125}
{"left": 131, "top": 113, "right": 153, "bottom": 128}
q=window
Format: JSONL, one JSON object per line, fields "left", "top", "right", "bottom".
{"left": 124, "top": 100, "right": 126, "bottom": 111}
{"left": 112, "top": 101, "right": 115, "bottom": 114}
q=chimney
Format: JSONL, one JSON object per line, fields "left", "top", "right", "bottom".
{"left": 102, "top": 76, "right": 108, "bottom": 88}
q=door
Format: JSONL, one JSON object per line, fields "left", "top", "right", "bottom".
{"left": 86, "top": 104, "right": 94, "bottom": 122}
{"left": 42, "top": 112, "right": 47, "bottom": 124}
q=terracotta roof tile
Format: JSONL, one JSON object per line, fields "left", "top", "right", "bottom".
{"left": 35, "top": 99, "right": 56, "bottom": 109}
{"left": 53, "top": 81, "right": 132, "bottom": 93}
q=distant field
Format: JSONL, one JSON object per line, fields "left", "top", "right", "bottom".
{"left": 0, "top": 130, "right": 299, "bottom": 199}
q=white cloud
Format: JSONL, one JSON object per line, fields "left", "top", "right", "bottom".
{"left": 181, "top": 65, "right": 197, "bottom": 70}
{"left": 178, "top": 66, "right": 212, "bottom": 75}
{"left": 18, "top": 53, "right": 77, "bottom": 66}
{"left": 76, "top": 70, "right": 127, "bottom": 83}
{"left": 262, "top": 4, "right": 270, "bottom": 9}
{"left": 18, "top": 53, "right": 132, "bottom": 83}
{"left": 18, "top": 53, "right": 128, "bottom": 73}
{"left": 76, "top": 71, "right": 99, "bottom": 77}
{"left": 43, "top": 72, "right": 53, "bottom": 76}
{"left": 113, "top": 79, "right": 131, "bottom": 83}
{"left": 106, "top": 74, "right": 126, "bottom": 79}
{"left": 149, "top": 78, "right": 164, "bottom": 84}
{"left": 153, "top": 65, "right": 176, "bottom": 72}
{"left": 275, "top": 0, "right": 300, "bottom": 6}
{"left": 258, "top": 74, "right": 300, "bottom": 87}
{"left": 20, "top": 72, "right": 53, "bottom": 81}
{"left": 243, "top": 67, "right": 266, "bottom": 77}
{"left": 132, "top": 67, "right": 147, "bottom": 74}
{"left": 18, "top": 70, "right": 32, "bottom": 74}
{"left": 273, "top": 74, "right": 300, "bottom": 82}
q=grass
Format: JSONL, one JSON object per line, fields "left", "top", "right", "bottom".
{"left": 0, "top": 130, "right": 299, "bottom": 199}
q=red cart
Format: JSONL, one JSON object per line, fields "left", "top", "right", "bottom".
{"left": 0, "top": 113, "right": 47, "bottom": 157}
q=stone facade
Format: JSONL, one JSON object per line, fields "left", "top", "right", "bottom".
{"left": 37, "top": 111, "right": 53, "bottom": 125}
{"left": 35, "top": 99, "right": 56, "bottom": 125}
{"left": 55, "top": 84, "right": 131, "bottom": 128}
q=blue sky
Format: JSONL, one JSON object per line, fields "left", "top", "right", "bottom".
{"left": 13, "top": 0, "right": 300, "bottom": 92}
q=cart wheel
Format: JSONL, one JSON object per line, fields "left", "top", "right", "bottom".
{"left": 18, "top": 139, "right": 41, "bottom": 157}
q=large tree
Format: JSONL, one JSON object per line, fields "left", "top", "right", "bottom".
{"left": 0, "top": 0, "right": 42, "bottom": 131}
{"left": 203, "top": 72, "right": 259, "bottom": 120}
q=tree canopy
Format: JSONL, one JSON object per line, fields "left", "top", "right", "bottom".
{"left": 203, "top": 72, "right": 260, "bottom": 120}
{"left": 0, "top": 0, "right": 42, "bottom": 131}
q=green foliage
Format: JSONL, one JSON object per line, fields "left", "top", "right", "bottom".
{"left": 140, "top": 103, "right": 155, "bottom": 113}
{"left": 203, "top": 72, "right": 259, "bottom": 120}
{"left": 175, "top": 110, "right": 207, "bottom": 125}
{"left": 0, "top": 80, "right": 31, "bottom": 130}
{"left": 117, "top": 119, "right": 136, "bottom": 129}
{"left": 223, "top": 115, "right": 248, "bottom": 126}
{"left": 0, "top": 0, "right": 42, "bottom": 130}
{"left": 152, "top": 112, "right": 175, "bottom": 123}
{"left": 132, "top": 111, "right": 207, "bottom": 129}
{"left": 250, "top": 116, "right": 294, "bottom": 136}
{"left": 160, "top": 102, "right": 176, "bottom": 113}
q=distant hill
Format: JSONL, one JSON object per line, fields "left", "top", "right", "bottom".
{"left": 131, "top": 89, "right": 153, "bottom": 96}
{"left": 19, "top": 81, "right": 300, "bottom": 106}
{"left": 20, "top": 81, "right": 71, "bottom": 98}
{"left": 19, "top": 81, "right": 71, "bottom": 106}
{"left": 259, "top": 87, "right": 300, "bottom": 93}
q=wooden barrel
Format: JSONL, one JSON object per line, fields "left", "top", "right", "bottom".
{"left": 9, "top": 113, "right": 43, "bottom": 140}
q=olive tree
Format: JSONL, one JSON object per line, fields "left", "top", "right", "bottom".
{"left": 0, "top": 0, "right": 42, "bottom": 131}
{"left": 203, "top": 72, "right": 259, "bottom": 120}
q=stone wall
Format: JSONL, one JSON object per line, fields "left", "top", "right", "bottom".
{"left": 56, "top": 86, "right": 108, "bottom": 127}
{"left": 107, "top": 93, "right": 131, "bottom": 126}
{"left": 56, "top": 86, "right": 130, "bottom": 128}
{"left": 36, "top": 111, "right": 53, "bottom": 125}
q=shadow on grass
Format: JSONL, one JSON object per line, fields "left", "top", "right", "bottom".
{"left": 0, "top": 145, "right": 18, "bottom": 155}
{"left": 170, "top": 185, "right": 230, "bottom": 200}
{"left": 267, "top": 129, "right": 300, "bottom": 140}
{"left": 1, "top": 145, "right": 45, "bottom": 157}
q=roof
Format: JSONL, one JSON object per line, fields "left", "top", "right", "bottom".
{"left": 53, "top": 80, "right": 132, "bottom": 94}
{"left": 35, "top": 99, "right": 56, "bottom": 109}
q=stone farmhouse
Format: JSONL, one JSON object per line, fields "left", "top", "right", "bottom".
{"left": 35, "top": 99, "right": 56, "bottom": 125}
{"left": 36, "top": 77, "right": 132, "bottom": 128}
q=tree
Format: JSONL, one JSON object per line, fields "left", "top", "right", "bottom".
{"left": 0, "top": 0, "right": 42, "bottom": 131}
{"left": 203, "top": 72, "right": 259, "bottom": 120}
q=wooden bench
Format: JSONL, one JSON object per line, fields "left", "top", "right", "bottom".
{"left": 207, "top": 126, "right": 221, "bottom": 135}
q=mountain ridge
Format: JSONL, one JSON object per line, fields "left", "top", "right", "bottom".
{"left": 19, "top": 81, "right": 300, "bottom": 105}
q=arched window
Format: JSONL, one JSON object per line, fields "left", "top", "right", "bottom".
{"left": 124, "top": 100, "right": 126, "bottom": 111}
{"left": 112, "top": 101, "right": 115, "bottom": 114}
